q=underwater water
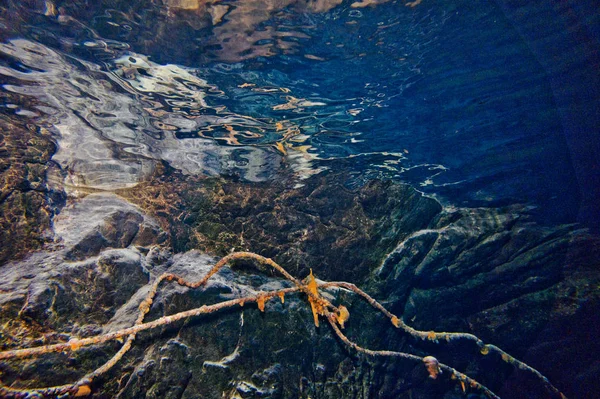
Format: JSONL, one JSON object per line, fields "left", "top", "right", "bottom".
{"left": 0, "top": 0, "right": 599, "bottom": 398}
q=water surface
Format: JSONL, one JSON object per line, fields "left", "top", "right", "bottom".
{"left": 1, "top": 0, "right": 598, "bottom": 225}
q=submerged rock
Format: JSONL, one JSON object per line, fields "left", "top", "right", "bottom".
{"left": 121, "top": 173, "right": 442, "bottom": 283}
{"left": 0, "top": 118, "right": 64, "bottom": 266}
{"left": 0, "top": 192, "right": 165, "bottom": 345}
{"left": 53, "top": 193, "right": 167, "bottom": 260}
{"left": 371, "top": 206, "right": 600, "bottom": 398}
{"left": 0, "top": 174, "right": 598, "bottom": 399}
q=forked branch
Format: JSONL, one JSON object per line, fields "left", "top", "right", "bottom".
{"left": 0, "top": 252, "right": 566, "bottom": 399}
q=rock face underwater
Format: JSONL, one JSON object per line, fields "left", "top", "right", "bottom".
{"left": 0, "top": 156, "right": 599, "bottom": 399}
{"left": 0, "top": 2, "right": 599, "bottom": 397}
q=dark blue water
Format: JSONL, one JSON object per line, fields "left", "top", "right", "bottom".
{"left": 1, "top": 0, "right": 598, "bottom": 228}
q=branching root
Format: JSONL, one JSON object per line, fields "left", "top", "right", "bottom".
{"left": 0, "top": 252, "right": 566, "bottom": 399}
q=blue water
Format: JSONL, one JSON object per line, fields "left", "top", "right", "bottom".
{"left": 1, "top": 0, "right": 599, "bottom": 228}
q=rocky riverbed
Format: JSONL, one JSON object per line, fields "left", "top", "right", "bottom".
{"left": 1, "top": 1, "right": 599, "bottom": 397}
{"left": 1, "top": 138, "right": 599, "bottom": 398}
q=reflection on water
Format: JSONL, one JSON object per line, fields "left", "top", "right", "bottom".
{"left": 0, "top": 0, "right": 443, "bottom": 193}
{"left": 0, "top": 33, "right": 413, "bottom": 190}
{"left": 0, "top": 38, "right": 327, "bottom": 189}
{"left": 0, "top": 0, "right": 597, "bottom": 225}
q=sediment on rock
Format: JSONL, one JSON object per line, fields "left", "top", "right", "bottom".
{"left": 0, "top": 118, "right": 64, "bottom": 266}
{"left": 120, "top": 172, "right": 443, "bottom": 283}
{"left": 1, "top": 170, "right": 598, "bottom": 398}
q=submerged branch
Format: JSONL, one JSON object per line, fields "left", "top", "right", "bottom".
{"left": 321, "top": 281, "right": 566, "bottom": 399}
{"left": 0, "top": 252, "right": 566, "bottom": 399}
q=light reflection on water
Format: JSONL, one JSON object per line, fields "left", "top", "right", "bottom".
{"left": 0, "top": 38, "right": 327, "bottom": 190}
{"left": 0, "top": 0, "right": 447, "bottom": 193}
{"left": 0, "top": 0, "right": 596, "bottom": 226}
{"left": 0, "top": 36, "right": 414, "bottom": 192}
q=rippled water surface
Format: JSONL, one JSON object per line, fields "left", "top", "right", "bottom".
{"left": 1, "top": 0, "right": 599, "bottom": 226}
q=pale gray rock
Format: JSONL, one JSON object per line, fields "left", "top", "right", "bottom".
{"left": 53, "top": 193, "right": 167, "bottom": 260}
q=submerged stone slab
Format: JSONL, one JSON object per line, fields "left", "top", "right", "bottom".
{"left": 371, "top": 206, "right": 600, "bottom": 398}
{"left": 53, "top": 193, "right": 167, "bottom": 260}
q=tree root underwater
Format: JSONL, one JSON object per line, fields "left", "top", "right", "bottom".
{"left": 0, "top": 252, "right": 567, "bottom": 399}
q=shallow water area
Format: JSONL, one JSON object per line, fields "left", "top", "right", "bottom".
{"left": 0, "top": 1, "right": 599, "bottom": 398}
